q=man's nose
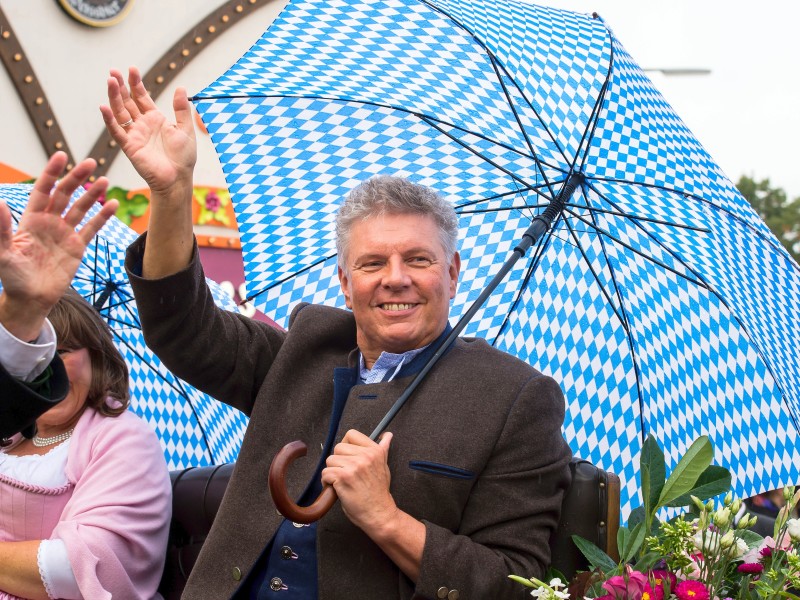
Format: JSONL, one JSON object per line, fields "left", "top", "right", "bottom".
{"left": 382, "top": 257, "right": 411, "bottom": 287}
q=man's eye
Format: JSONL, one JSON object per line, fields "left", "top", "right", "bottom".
{"left": 408, "top": 257, "right": 432, "bottom": 266}
{"left": 356, "top": 262, "right": 381, "bottom": 272}
{"left": 57, "top": 348, "right": 73, "bottom": 356}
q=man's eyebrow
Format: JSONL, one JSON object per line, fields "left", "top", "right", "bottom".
{"left": 352, "top": 252, "right": 387, "bottom": 262}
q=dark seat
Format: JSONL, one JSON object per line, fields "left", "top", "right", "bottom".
{"left": 158, "top": 458, "right": 620, "bottom": 598}
{"left": 550, "top": 459, "right": 620, "bottom": 580}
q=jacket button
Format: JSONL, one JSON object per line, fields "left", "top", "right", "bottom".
{"left": 270, "top": 577, "right": 285, "bottom": 591}
{"left": 448, "top": 591, "right": 459, "bottom": 600}
{"left": 280, "top": 545, "right": 296, "bottom": 560}
{"left": 437, "top": 587, "right": 448, "bottom": 599}
{"left": 232, "top": 567, "right": 242, "bottom": 581}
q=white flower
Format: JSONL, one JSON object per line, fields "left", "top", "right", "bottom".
{"left": 693, "top": 529, "right": 720, "bottom": 554}
{"left": 787, "top": 518, "right": 800, "bottom": 541}
{"left": 733, "top": 536, "right": 749, "bottom": 557}
{"left": 714, "top": 507, "right": 732, "bottom": 528}
{"left": 529, "top": 580, "right": 569, "bottom": 599}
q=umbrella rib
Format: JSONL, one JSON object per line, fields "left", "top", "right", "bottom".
{"left": 574, "top": 58, "right": 613, "bottom": 176}
{"left": 193, "top": 89, "right": 565, "bottom": 173}
{"left": 563, "top": 203, "right": 710, "bottom": 232}
{"left": 583, "top": 179, "right": 717, "bottom": 288}
{"left": 561, "top": 215, "right": 628, "bottom": 329}
{"left": 489, "top": 213, "right": 562, "bottom": 347}
{"left": 564, "top": 208, "right": 711, "bottom": 290}
{"left": 112, "top": 332, "right": 216, "bottom": 464}
{"left": 71, "top": 280, "right": 216, "bottom": 464}
{"left": 572, "top": 187, "right": 650, "bottom": 443}
{"left": 421, "top": 117, "right": 545, "bottom": 192}
{"left": 483, "top": 55, "right": 557, "bottom": 192}
{"left": 455, "top": 188, "right": 535, "bottom": 211}
{"left": 458, "top": 203, "right": 550, "bottom": 215}
{"left": 587, "top": 176, "right": 796, "bottom": 255}
{"left": 243, "top": 252, "right": 339, "bottom": 304}
{"left": 461, "top": 201, "right": 712, "bottom": 234}
{"left": 415, "top": 0, "right": 572, "bottom": 175}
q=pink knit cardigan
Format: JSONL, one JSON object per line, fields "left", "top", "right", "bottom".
{"left": 0, "top": 405, "right": 171, "bottom": 599}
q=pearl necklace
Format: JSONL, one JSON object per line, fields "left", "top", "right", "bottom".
{"left": 31, "top": 428, "right": 74, "bottom": 448}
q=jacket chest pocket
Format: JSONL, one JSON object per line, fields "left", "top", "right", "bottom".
{"left": 394, "top": 459, "right": 477, "bottom": 527}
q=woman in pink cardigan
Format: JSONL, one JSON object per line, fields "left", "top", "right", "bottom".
{"left": 0, "top": 154, "right": 171, "bottom": 600}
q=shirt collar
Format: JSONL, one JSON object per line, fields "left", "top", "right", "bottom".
{"left": 358, "top": 321, "right": 454, "bottom": 384}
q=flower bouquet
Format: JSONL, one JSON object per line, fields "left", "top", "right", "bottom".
{"left": 511, "top": 435, "right": 800, "bottom": 599}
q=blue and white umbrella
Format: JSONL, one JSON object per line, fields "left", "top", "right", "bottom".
{"left": 192, "top": 0, "right": 800, "bottom": 517}
{"left": 1, "top": 184, "right": 248, "bottom": 470}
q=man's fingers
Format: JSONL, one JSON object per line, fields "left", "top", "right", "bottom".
{"left": 50, "top": 158, "right": 97, "bottom": 216}
{"left": 378, "top": 432, "right": 393, "bottom": 450}
{"left": 340, "top": 429, "right": 373, "bottom": 445}
{"left": 117, "top": 67, "right": 144, "bottom": 119}
{"left": 107, "top": 71, "right": 136, "bottom": 129}
{"left": 0, "top": 201, "right": 12, "bottom": 252}
{"left": 28, "top": 152, "right": 68, "bottom": 212}
{"left": 63, "top": 176, "right": 109, "bottom": 228}
{"left": 128, "top": 66, "right": 158, "bottom": 113}
{"left": 173, "top": 87, "right": 196, "bottom": 141}
{"left": 77, "top": 198, "right": 118, "bottom": 246}
{"left": 100, "top": 103, "right": 127, "bottom": 142}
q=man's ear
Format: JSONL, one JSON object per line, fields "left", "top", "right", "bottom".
{"left": 449, "top": 251, "right": 461, "bottom": 299}
{"left": 338, "top": 266, "right": 352, "bottom": 309}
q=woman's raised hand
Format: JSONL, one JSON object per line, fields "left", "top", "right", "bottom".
{"left": 100, "top": 66, "right": 197, "bottom": 196}
{"left": 0, "top": 152, "right": 117, "bottom": 341}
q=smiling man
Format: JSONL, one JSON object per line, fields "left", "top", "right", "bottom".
{"left": 105, "top": 67, "right": 572, "bottom": 599}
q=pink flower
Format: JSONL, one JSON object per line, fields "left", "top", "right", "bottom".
{"left": 602, "top": 568, "right": 649, "bottom": 599}
{"left": 641, "top": 585, "right": 658, "bottom": 600}
{"left": 648, "top": 570, "right": 676, "bottom": 598}
{"left": 674, "top": 580, "right": 710, "bottom": 600}
{"left": 737, "top": 562, "right": 764, "bottom": 574}
{"left": 742, "top": 535, "right": 792, "bottom": 563}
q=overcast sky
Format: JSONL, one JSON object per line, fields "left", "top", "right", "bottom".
{"left": 534, "top": 0, "right": 800, "bottom": 201}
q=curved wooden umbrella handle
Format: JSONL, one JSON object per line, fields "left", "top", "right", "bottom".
{"left": 268, "top": 440, "right": 338, "bottom": 524}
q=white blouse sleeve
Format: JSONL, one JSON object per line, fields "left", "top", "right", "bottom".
{"left": 0, "top": 318, "right": 56, "bottom": 381}
{"left": 38, "top": 538, "right": 82, "bottom": 600}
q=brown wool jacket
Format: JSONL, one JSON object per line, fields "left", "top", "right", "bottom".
{"left": 126, "top": 236, "right": 572, "bottom": 600}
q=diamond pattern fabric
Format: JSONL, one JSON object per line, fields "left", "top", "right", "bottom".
{"left": 193, "top": 0, "right": 800, "bottom": 517}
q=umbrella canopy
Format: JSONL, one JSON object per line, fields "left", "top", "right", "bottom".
{"left": 1, "top": 184, "right": 248, "bottom": 470}
{"left": 192, "top": 0, "right": 800, "bottom": 517}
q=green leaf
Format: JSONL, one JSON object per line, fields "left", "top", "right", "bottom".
{"left": 621, "top": 522, "right": 646, "bottom": 563}
{"left": 616, "top": 526, "right": 629, "bottom": 560}
{"left": 571, "top": 534, "right": 618, "bottom": 572}
{"left": 627, "top": 506, "right": 645, "bottom": 529}
{"left": 736, "top": 529, "right": 764, "bottom": 551}
{"left": 634, "top": 550, "right": 662, "bottom": 571}
{"left": 627, "top": 506, "right": 662, "bottom": 536}
{"left": 664, "top": 465, "right": 732, "bottom": 507}
{"left": 641, "top": 435, "right": 666, "bottom": 517}
{"left": 543, "top": 566, "right": 566, "bottom": 585}
{"left": 658, "top": 436, "right": 713, "bottom": 506}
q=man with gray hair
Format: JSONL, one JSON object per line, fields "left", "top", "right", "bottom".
{"left": 101, "top": 68, "right": 572, "bottom": 599}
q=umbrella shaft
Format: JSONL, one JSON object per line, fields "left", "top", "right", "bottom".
{"left": 368, "top": 174, "right": 580, "bottom": 440}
